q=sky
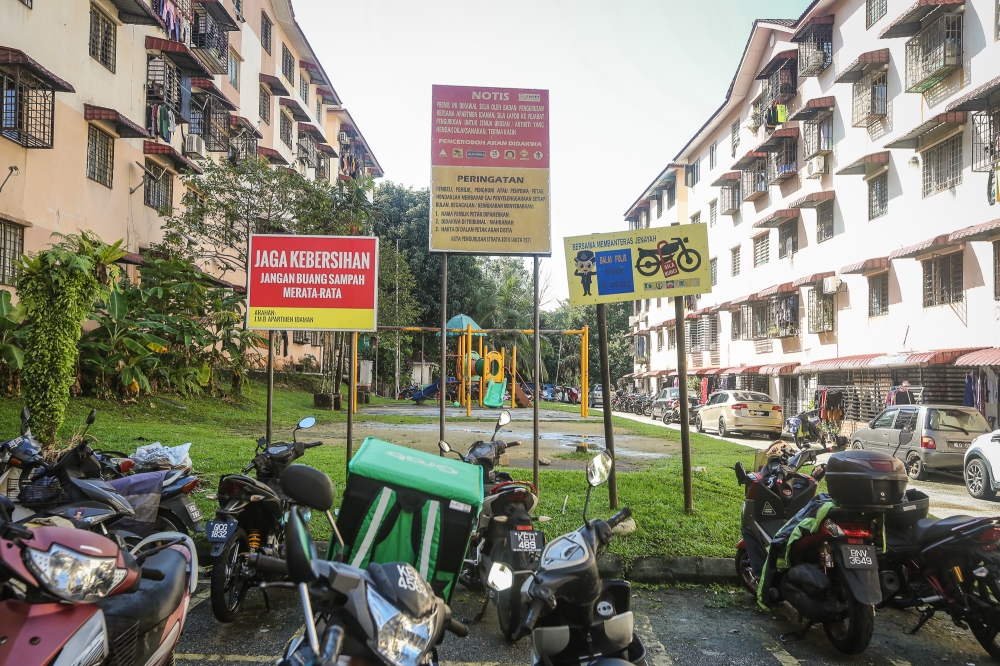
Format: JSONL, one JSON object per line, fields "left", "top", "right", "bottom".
{"left": 295, "top": 0, "right": 814, "bottom": 307}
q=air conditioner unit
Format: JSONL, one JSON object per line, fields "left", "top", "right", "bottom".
{"left": 183, "top": 134, "right": 206, "bottom": 160}
{"left": 338, "top": 132, "right": 349, "bottom": 143}
{"left": 823, "top": 277, "right": 843, "bottom": 294}
{"left": 806, "top": 155, "right": 825, "bottom": 179}
{"left": 628, "top": 315, "right": 638, "bottom": 326}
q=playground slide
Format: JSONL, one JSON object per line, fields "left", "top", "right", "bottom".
{"left": 412, "top": 378, "right": 455, "bottom": 404}
{"left": 483, "top": 378, "right": 507, "bottom": 408}
{"left": 512, "top": 382, "right": 532, "bottom": 408}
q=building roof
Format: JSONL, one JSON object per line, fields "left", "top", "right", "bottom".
{"left": 753, "top": 209, "right": 799, "bottom": 229}
{"left": 760, "top": 362, "right": 800, "bottom": 375}
{"left": 788, "top": 96, "right": 835, "bottom": 121}
{"left": 797, "top": 354, "right": 884, "bottom": 373}
{"left": 947, "top": 74, "right": 1000, "bottom": 112}
{"left": 84, "top": 104, "right": 149, "bottom": 139}
{"left": 143, "top": 140, "right": 203, "bottom": 175}
{"left": 144, "top": 36, "right": 213, "bottom": 77}
{"left": 789, "top": 190, "right": 834, "bottom": 208}
{"left": 840, "top": 256, "right": 889, "bottom": 274}
{"left": 260, "top": 73, "right": 291, "bottom": 97}
{"left": 949, "top": 218, "right": 1000, "bottom": 243}
{"left": 792, "top": 271, "right": 834, "bottom": 287}
{"left": 0, "top": 45, "right": 75, "bottom": 93}
{"left": 836, "top": 151, "right": 889, "bottom": 176}
{"left": 954, "top": 348, "right": 1000, "bottom": 366}
{"left": 879, "top": 0, "right": 965, "bottom": 40}
{"left": 887, "top": 234, "right": 956, "bottom": 260}
{"left": 832, "top": 49, "right": 890, "bottom": 84}
{"left": 884, "top": 112, "right": 966, "bottom": 150}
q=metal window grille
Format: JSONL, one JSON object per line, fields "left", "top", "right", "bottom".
{"left": 868, "top": 272, "right": 889, "bottom": 316}
{"left": 86, "top": 124, "right": 114, "bottom": 188}
{"left": 228, "top": 52, "right": 239, "bottom": 90}
{"left": 868, "top": 171, "right": 888, "bottom": 218}
{"left": 89, "top": 5, "right": 116, "bottom": 73}
{"left": 768, "top": 63, "right": 797, "bottom": 107}
{"left": 709, "top": 200, "right": 717, "bottom": 226}
{"left": 852, "top": 70, "right": 887, "bottom": 128}
{"left": 656, "top": 329, "right": 663, "bottom": 352}
{"left": 152, "top": 0, "right": 191, "bottom": 17}
{"left": 686, "top": 317, "right": 703, "bottom": 352}
{"left": 741, "top": 303, "right": 769, "bottom": 340}
{"left": 753, "top": 234, "right": 769, "bottom": 267}
{"left": 146, "top": 56, "right": 181, "bottom": 112}
{"left": 685, "top": 159, "right": 700, "bottom": 186}
{"left": 656, "top": 192, "right": 662, "bottom": 218}
{"left": 866, "top": 0, "right": 886, "bottom": 28}
{"left": 192, "top": 6, "right": 229, "bottom": 73}
{"left": 233, "top": 0, "right": 243, "bottom": 18}
{"left": 316, "top": 153, "right": 330, "bottom": 180}
{"left": 282, "top": 44, "right": 294, "bottom": 83}
{"left": 749, "top": 97, "right": 764, "bottom": 133}
{"left": 17, "top": 0, "right": 31, "bottom": 7}
{"left": 229, "top": 131, "right": 257, "bottom": 163}
{"left": 144, "top": 162, "right": 173, "bottom": 210}
{"left": 803, "top": 113, "right": 832, "bottom": 159}
{"left": 709, "top": 142, "right": 717, "bottom": 169}
{"left": 816, "top": 200, "right": 834, "bottom": 242}
{"left": 259, "top": 85, "right": 270, "bottom": 124}
{"left": 731, "top": 118, "right": 740, "bottom": 157}
{"left": 905, "top": 14, "right": 962, "bottom": 93}
{"left": 710, "top": 258, "right": 717, "bottom": 286}
{"left": 778, "top": 220, "right": 798, "bottom": 258}
{"left": 767, "top": 139, "right": 798, "bottom": 184}
{"left": 798, "top": 24, "right": 833, "bottom": 77}
{"left": 280, "top": 112, "right": 292, "bottom": 147}
{"left": 703, "top": 315, "right": 719, "bottom": 351}
{"left": 316, "top": 98, "right": 322, "bottom": 121}
{"left": 298, "top": 129, "right": 317, "bottom": 168}
{"left": 808, "top": 289, "right": 834, "bottom": 333}
{"left": 668, "top": 327, "right": 676, "bottom": 350}
{"left": 921, "top": 134, "right": 962, "bottom": 198}
{"left": 190, "top": 95, "right": 231, "bottom": 152}
{"left": 690, "top": 212, "right": 701, "bottom": 225}
{"left": 720, "top": 183, "right": 740, "bottom": 215}
{"left": 972, "top": 105, "right": 1000, "bottom": 173}
{"left": 768, "top": 295, "right": 799, "bottom": 338}
{"left": 299, "top": 73, "right": 309, "bottom": 105}
{"left": 731, "top": 310, "right": 741, "bottom": 340}
{"left": 922, "top": 252, "right": 963, "bottom": 307}
{"left": 994, "top": 241, "right": 1000, "bottom": 300}
{"left": 261, "top": 12, "right": 272, "bottom": 54}
{"left": 0, "top": 65, "right": 55, "bottom": 149}
{"left": 741, "top": 158, "right": 767, "bottom": 201}
{"left": 731, "top": 246, "right": 741, "bottom": 276}
{"left": 310, "top": 332, "right": 320, "bottom": 346}
{"left": 666, "top": 182, "right": 676, "bottom": 208}
{"left": 292, "top": 330, "right": 309, "bottom": 345}
{"left": 0, "top": 221, "right": 23, "bottom": 285}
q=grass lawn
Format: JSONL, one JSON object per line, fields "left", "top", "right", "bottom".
{"left": 2, "top": 382, "right": 758, "bottom": 562}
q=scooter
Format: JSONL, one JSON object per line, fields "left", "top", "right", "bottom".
{"left": 245, "top": 464, "right": 470, "bottom": 666}
{"left": 439, "top": 409, "right": 547, "bottom": 639}
{"left": 488, "top": 452, "right": 647, "bottom": 666}
{"left": 205, "top": 416, "right": 322, "bottom": 622}
{"left": 98, "top": 453, "right": 205, "bottom": 536}
{"left": 0, "top": 494, "right": 198, "bottom": 666}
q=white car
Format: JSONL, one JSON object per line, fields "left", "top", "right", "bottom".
{"left": 963, "top": 428, "right": 1000, "bottom": 499}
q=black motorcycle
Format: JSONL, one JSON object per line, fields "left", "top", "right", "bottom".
{"left": 205, "top": 416, "right": 322, "bottom": 622}
{"left": 488, "top": 452, "right": 647, "bottom": 666}
{"left": 245, "top": 464, "right": 470, "bottom": 666}
{"left": 439, "top": 409, "right": 547, "bottom": 639}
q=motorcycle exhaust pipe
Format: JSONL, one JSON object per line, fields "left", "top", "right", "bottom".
{"left": 879, "top": 570, "right": 900, "bottom": 596}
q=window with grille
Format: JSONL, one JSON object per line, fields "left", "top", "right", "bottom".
{"left": 0, "top": 63, "right": 57, "bottom": 148}
{"left": 86, "top": 125, "right": 113, "bottom": 188}
{"left": 710, "top": 258, "right": 717, "bottom": 286}
{"left": 259, "top": 85, "right": 270, "bottom": 124}
{"left": 228, "top": 51, "right": 240, "bottom": 90}
{"left": 754, "top": 234, "right": 769, "bottom": 267}
{"left": 685, "top": 159, "right": 701, "bottom": 186}
{"left": 146, "top": 56, "right": 181, "bottom": 114}
{"left": 0, "top": 221, "right": 23, "bottom": 285}
{"left": 709, "top": 200, "right": 717, "bottom": 226}
{"left": 656, "top": 329, "right": 663, "bottom": 351}
{"left": 808, "top": 289, "right": 834, "bottom": 333}
{"left": 922, "top": 134, "right": 962, "bottom": 198}
{"left": 741, "top": 158, "right": 767, "bottom": 202}
{"left": 731, "top": 118, "right": 740, "bottom": 157}
{"left": 816, "top": 200, "right": 834, "bottom": 242}
{"left": 868, "top": 171, "right": 888, "bottom": 219}
{"left": 709, "top": 142, "right": 717, "bottom": 169}
{"left": 731, "top": 309, "right": 741, "bottom": 340}
{"left": 280, "top": 112, "right": 292, "bottom": 147}
{"left": 972, "top": 105, "right": 1000, "bottom": 172}
{"left": 868, "top": 272, "right": 889, "bottom": 316}
{"left": 703, "top": 315, "right": 719, "bottom": 350}
{"left": 17, "top": 0, "right": 31, "bottom": 7}
{"left": 867, "top": 0, "right": 886, "bottom": 28}
{"left": 803, "top": 113, "right": 832, "bottom": 159}
{"left": 922, "top": 252, "right": 963, "bottom": 307}
{"left": 766, "top": 139, "right": 797, "bottom": 184}
{"left": 686, "top": 317, "right": 703, "bottom": 352}
{"left": 749, "top": 96, "right": 763, "bottom": 133}
{"left": 731, "top": 246, "right": 741, "bottom": 276}
{"left": 261, "top": 12, "right": 272, "bottom": 54}
{"left": 720, "top": 183, "right": 740, "bottom": 215}
{"left": 905, "top": 14, "right": 962, "bottom": 93}
{"left": 298, "top": 129, "right": 318, "bottom": 168}
{"left": 741, "top": 303, "right": 769, "bottom": 340}
{"left": 768, "top": 295, "right": 799, "bottom": 338}
{"left": 300, "top": 73, "right": 309, "bottom": 105}
{"left": 316, "top": 153, "right": 330, "bottom": 181}
{"left": 852, "top": 70, "right": 887, "bottom": 128}
{"left": 767, "top": 63, "right": 797, "bottom": 109}
{"left": 690, "top": 212, "right": 701, "bottom": 225}
{"left": 282, "top": 44, "right": 295, "bottom": 83}
{"left": 994, "top": 241, "right": 1000, "bottom": 300}
{"left": 143, "top": 161, "right": 173, "bottom": 210}
{"left": 668, "top": 327, "right": 676, "bottom": 350}
{"left": 190, "top": 95, "right": 231, "bottom": 152}
{"left": 293, "top": 330, "right": 309, "bottom": 344}
{"left": 229, "top": 129, "right": 257, "bottom": 163}
{"left": 656, "top": 192, "right": 663, "bottom": 218}
{"left": 798, "top": 23, "right": 832, "bottom": 77}
{"left": 666, "top": 182, "right": 676, "bottom": 209}
{"left": 778, "top": 220, "right": 798, "bottom": 258}
{"left": 316, "top": 98, "right": 322, "bottom": 121}
{"left": 192, "top": 5, "right": 229, "bottom": 72}
{"left": 89, "top": 5, "right": 116, "bottom": 73}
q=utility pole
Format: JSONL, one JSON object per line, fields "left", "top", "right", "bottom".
{"left": 674, "top": 297, "right": 693, "bottom": 513}
{"left": 395, "top": 239, "right": 400, "bottom": 400}
{"left": 596, "top": 304, "right": 618, "bottom": 509}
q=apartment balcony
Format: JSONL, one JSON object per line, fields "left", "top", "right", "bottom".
{"left": 732, "top": 150, "right": 768, "bottom": 202}
{"left": 191, "top": 1, "right": 238, "bottom": 76}
{"left": 794, "top": 16, "right": 834, "bottom": 78}
{"left": 852, "top": 70, "right": 887, "bottom": 127}
{"left": 905, "top": 14, "right": 962, "bottom": 93}
{"left": 710, "top": 171, "right": 741, "bottom": 215}
{"left": 759, "top": 130, "right": 798, "bottom": 184}
{"left": 972, "top": 105, "right": 1000, "bottom": 173}
{"left": 228, "top": 116, "right": 261, "bottom": 163}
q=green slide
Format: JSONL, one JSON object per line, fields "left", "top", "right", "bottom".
{"left": 483, "top": 378, "right": 507, "bottom": 408}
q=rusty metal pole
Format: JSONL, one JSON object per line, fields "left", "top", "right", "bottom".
{"left": 439, "top": 254, "right": 448, "bottom": 453}
{"left": 596, "top": 305, "right": 618, "bottom": 509}
{"left": 533, "top": 257, "right": 541, "bottom": 494}
{"left": 675, "top": 297, "right": 693, "bottom": 513}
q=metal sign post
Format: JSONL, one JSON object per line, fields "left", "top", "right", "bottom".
{"left": 439, "top": 254, "right": 448, "bottom": 453}
{"left": 266, "top": 330, "right": 274, "bottom": 445}
{"left": 596, "top": 304, "right": 618, "bottom": 509}
{"left": 674, "top": 298, "right": 693, "bottom": 513}
{"left": 533, "top": 257, "right": 541, "bottom": 493}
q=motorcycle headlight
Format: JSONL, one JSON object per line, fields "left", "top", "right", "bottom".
{"left": 366, "top": 587, "right": 434, "bottom": 666}
{"left": 24, "top": 543, "right": 127, "bottom": 602}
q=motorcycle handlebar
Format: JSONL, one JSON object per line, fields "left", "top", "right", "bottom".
{"left": 517, "top": 598, "right": 545, "bottom": 640}
{"left": 606, "top": 507, "right": 633, "bottom": 531}
{"left": 447, "top": 618, "right": 469, "bottom": 637}
{"left": 506, "top": 440, "right": 522, "bottom": 448}
{"left": 320, "top": 625, "right": 345, "bottom": 663}
{"left": 241, "top": 462, "right": 254, "bottom": 474}
{"left": 247, "top": 552, "right": 289, "bottom": 577}
{"left": 304, "top": 441, "right": 323, "bottom": 449}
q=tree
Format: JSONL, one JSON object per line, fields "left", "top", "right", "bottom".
{"left": 367, "top": 241, "right": 421, "bottom": 393}
{"left": 17, "top": 232, "right": 125, "bottom": 448}
{"left": 540, "top": 300, "right": 631, "bottom": 389}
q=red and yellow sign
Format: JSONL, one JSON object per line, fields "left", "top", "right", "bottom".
{"left": 429, "top": 84, "right": 551, "bottom": 255}
{"left": 246, "top": 234, "right": 378, "bottom": 332}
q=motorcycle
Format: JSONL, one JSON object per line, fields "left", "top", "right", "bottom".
{"left": 246, "top": 464, "right": 470, "bottom": 666}
{"left": 487, "top": 452, "right": 647, "bottom": 666}
{"left": 736, "top": 444, "right": 900, "bottom": 654}
{"left": 439, "top": 409, "right": 547, "bottom": 639}
{"left": 98, "top": 452, "right": 205, "bottom": 536}
{"left": 877, "top": 427, "right": 1000, "bottom": 660}
{"left": 205, "top": 415, "right": 322, "bottom": 622}
{"left": 0, "top": 494, "right": 197, "bottom": 666}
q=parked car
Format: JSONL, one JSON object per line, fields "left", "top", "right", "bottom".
{"left": 965, "top": 429, "right": 1000, "bottom": 499}
{"left": 650, "top": 388, "right": 679, "bottom": 420}
{"left": 850, "top": 405, "right": 992, "bottom": 481}
{"left": 589, "top": 384, "right": 603, "bottom": 408}
{"left": 695, "top": 390, "right": 782, "bottom": 438}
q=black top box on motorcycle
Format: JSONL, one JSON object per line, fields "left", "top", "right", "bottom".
{"left": 824, "top": 450, "right": 906, "bottom": 507}
{"left": 884, "top": 488, "right": 930, "bottom": 527}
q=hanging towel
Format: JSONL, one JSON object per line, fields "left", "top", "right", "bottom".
{"left": 776, "top": 104, "right": 787, "bottom": 124}
{"left": 964, "top": 374, "right": 975, "bottom": 407}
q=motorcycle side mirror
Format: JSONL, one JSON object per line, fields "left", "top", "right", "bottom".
{"left": 492, "top": 410, "right": 511, "bottom": 441}
{"left": 438, "top": 441, "right": 452, "bottom": 454}
{"left": 293, "top": 416, "right": 316, "bottom": 443}
{"left": 587, "top": 452, "right": 613, "bottom": 488}
{"left": 86, "top": 409, "right": 96, "bottom": 426}
{"left": 285, "top": 506, "right": 318, "bottom": 585}
{"left": 487, "top": 562, "right": 514, "bottom": 592}
{"left": 280, "top": 464, "right": 335, "bottom": 512}
{"left": 20, "top": 406, "right": 29, "bottom": 424}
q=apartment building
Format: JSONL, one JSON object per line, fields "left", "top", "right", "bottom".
{"left": 624, "top": 0, "right": 1000, "bottom": 428}
{"left": 0, "top": 0, "right": 382, "bottom": 363}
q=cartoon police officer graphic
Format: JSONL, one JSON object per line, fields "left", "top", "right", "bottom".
{"left": 574, "top": 250, "right": 597, "bottom": 296}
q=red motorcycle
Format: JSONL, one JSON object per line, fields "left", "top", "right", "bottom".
{"left": 0, "top": 495, "right": 197, "bottom": 666}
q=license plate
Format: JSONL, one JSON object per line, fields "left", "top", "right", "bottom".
{"left": 949, "top": 441, "right": 970, "bottom": 449}
{"left": 186, "top": 502, "right": 203, "bottom": 522}
{"left": 510, "top": 530, "right": 543, "bottom": 553}
{"left": 750, "top": 410, "right": 769, "bottom": 417}
{"left": 840, "top": 544, "right": 877, "bottom": 570}
{"left": 206, "top": 518, "right": 236, "bottom": 542}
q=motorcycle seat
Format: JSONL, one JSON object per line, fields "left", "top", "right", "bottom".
{"left": 96, "top": 548, "right": 187, "bottom": 636}
{"left": 911, "top": 515, "right": 979, "bottom": 545}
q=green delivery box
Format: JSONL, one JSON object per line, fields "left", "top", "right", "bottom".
{"left": 331, "top": 437, "right": 484, "bottom": 601}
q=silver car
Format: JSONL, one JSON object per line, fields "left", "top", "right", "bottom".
{"left": 850, "top": 404, "right": 992, "bottom": 480}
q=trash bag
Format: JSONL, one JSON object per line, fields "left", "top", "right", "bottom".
{"left": 130, "top": 442, "right": 192, "bottom": 471}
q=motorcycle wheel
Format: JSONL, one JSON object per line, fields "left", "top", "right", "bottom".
{"left": 662, "top": 411, "right": 670, "bottom": 425}
{"left": 153, "top": 509, "right": 188, "bottom": 535}
{"left": 967, "top": 606, "right": 1000, "bottom": 660}
{"left": 211, "top": 528, "right": 250, "bottom": 623}
{"left": 491, "top": 541, "right": 527, "bottom": 642}
{"left": 735, "top": 549, "right": 758, "bottom": 593}
{"left": 822, "top": 577, "right": 875, "bottom": 655}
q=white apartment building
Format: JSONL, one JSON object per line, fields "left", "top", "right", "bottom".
{"left": 624, "top": 0, "right": 1000, "bottom": 429}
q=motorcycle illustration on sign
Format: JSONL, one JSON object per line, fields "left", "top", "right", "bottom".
{"left": 635, "top": 236, "right": 702, "bottom": 277}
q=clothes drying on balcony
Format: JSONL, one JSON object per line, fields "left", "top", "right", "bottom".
{"left": 147, "top": 103, "right": 177, "bottom": 142}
